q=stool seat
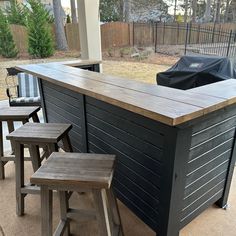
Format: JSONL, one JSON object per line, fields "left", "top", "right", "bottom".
{"left": 6, "top": 122, "right": 73, "bottom": 216}
{"left": 30, "top": 152, "right": 123, "bottom": 236}
{"left": 0, "top": 106, "right": 40, "bottom": 121}
{"left": 31, "top": 152, "right": 115, "bottom": 189}
{"left": 7, "top": 123, "right": 72, "bottom": 143}
{"left": 0, "top": 106, "right": 40, "bottom": 180}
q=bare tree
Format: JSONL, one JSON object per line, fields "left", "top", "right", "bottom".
{"left": 233, "top": 0, "right": 236, "bottom": 22}
{"left": 173, "top": 0, "right": 178, "bottom": 21}
{"left": 203, "top": 0, "right": 212, "bottom": 22}
{"left": 184, "top": 0, "right": 188, "bottom": 23}
{"left": 224, "top": 0, "right": 230, "bottom": 22}
{"left": 53, "top": 0, "right": 68, "bottom": 50}
{"left": 214, "top": 0, "right": 221, "bottom": 23}
{"left": 70, "top": 0, "right": 77, "bottom": 23}
{"left": 123, "top": 0, "right": 131, "bottom": 22}
{"left": 192, "top": 0, "right": 197, "bottom": 22}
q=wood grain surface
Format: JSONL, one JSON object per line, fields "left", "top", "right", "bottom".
{"left": 16, "top": 60, "right": 236, "bottom": 126}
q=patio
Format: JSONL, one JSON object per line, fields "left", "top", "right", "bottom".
{"left": 0, "top": 157, "right": 235, "bottom": 236}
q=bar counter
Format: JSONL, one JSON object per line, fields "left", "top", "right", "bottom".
{"left": 16, "top": 60, "right": 236, "bottom": 236}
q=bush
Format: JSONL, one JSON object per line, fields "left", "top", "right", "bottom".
{"left": 0, "top": 8, "right": 18, "bottom": 58}
{"left": 5, "top": 2, "right": 28, "bottom": 26}
{"left": 27, "top": 0, "right": 54, "bottom": 58}
{"left": 66, "top": 14, "right": 71, "bottom": 23}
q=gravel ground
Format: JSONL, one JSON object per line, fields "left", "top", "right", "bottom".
{"left": 0, "top": 57, "right": 172, "bottom": 101}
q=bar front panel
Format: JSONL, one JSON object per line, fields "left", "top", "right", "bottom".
{"left": 181, "top": 105, "right": 236, "bottom": 227}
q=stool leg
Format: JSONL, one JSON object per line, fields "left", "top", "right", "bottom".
{"left": 48, "top": 143, "right": 58, "bottom": 156}
{"left": 92, "top": 189, "right": 113, "bottom": 236}
{"left": 58, "top": 191, "right": 70, "bottom": 236}
{"left": 0, "top": 122, "right": 4, "bottom": 179}
{"left": 29, "top": 145, "right": 41, "bottom": 172}
{"left": 15, "top": 142, "right": 24, "bottom": 216}
{"left": 106, "top": 189, "right": 124, "bottom": 236}
{"left": 32, "top": 113, "right": 40, "bottom": 123}
{"left": 41, "top": 186, "right": 53, "bottom": 236}
{"left": 7, "top": 120, "right": 15, "bottom": 154}
{"left": 62, "top": 135, "right": 73, "bottom": 152}
{"left": 22, "top": 119, "right": 29, "bottom": 125}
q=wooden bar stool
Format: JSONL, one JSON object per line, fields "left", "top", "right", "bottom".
{"left": 6, "top": 123, "right": 72, "bottom": 216}
{"left": 0, "top": 106, "right": 40, "bottom": 179}
{"left": 30, "top": 152, "right": 124, "bottom": 236}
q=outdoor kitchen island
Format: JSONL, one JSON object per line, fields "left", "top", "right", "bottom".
{"left": 16, "top": 60, "right": 236, "bottom": 236}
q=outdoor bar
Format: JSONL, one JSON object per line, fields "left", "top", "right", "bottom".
{"left": 16, "top": 60, "right": 236, "bottom": 236}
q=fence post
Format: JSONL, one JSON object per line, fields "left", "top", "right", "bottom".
{"left": 177, "top": 22, "right": 180, "bottom": 45}
{"left": 184, "top": 23, "right": 189, "bottom": 55}
{"left": 133, "top": 21, "right": 135, "bottom": 46}
{"left": 212, "top": 22, "right": 216, "bottom": 43}
{"left": 226, "top": 30, "right": 233, "bottom": 57}
{"left": 162, "top": 22, "right": 166, "bottom": 44}
{"left": 155, "top": 22, "right": 158, "bottom": 53}
{"left": 188, "top": 22, "right": 192, "bottom": 44}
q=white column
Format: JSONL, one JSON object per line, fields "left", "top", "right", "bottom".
{"left": 77, "top": 0, "right": 102, "bottom": 61}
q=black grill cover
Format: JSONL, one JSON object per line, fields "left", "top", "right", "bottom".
{"left": 156, "top": 55, "right": 236, "bottom": 90}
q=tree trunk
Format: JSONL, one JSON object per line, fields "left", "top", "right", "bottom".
{"left": 204, "top": 0, "right": 212, "bottom": 22}
{"left": 173, "top": 0, "right": 177, "bottom": 22}
{"left": 224, "top": 0, "right": 230, "bottom": 22}
{"left": 192, "top": 0, "right": 197, "bottom": 22}
{"left": 214, "top": 0, "right": 221, "bottom": 23}
{"left": 231, "top": 0, "right": 236, "bottom": 22}
{"left": 184, "top": 0, "right": 188, "bottom": 23}
{"left": 70, "top": 0, "right": 77, "bottom": 23}
{"left": 53, "top": 0, "right": 68, "bottom": 51}
{"left": 123, "top": 0, "right": 131, "bottom": 22}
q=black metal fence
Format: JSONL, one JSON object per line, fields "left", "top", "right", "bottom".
{"left": 133, "top": 22, "right": 236, "bottom": 58}
{"left": 184, "top": 23, "right": 236, "bottom": 58}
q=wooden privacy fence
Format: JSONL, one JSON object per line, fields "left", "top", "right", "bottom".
{"left": 10, "top": 24, "right": 28, "bottom": 53}
{"left": 9, "top": 22, "right": 236, "bottom": 54}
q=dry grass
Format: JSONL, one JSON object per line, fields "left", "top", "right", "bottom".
{"left": 103, "top": 60, "right": 169, "bottom": 84}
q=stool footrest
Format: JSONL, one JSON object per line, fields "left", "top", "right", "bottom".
{"left": 21, "top": 184, "right": 40, "bottom": 195}
{"left": 67, "top": 208, "right": 96, "bottom": 222}
{"left": 54, "top": 220, "right": 68, "bottom": 236}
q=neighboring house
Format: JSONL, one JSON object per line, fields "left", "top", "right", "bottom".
{"left": 130, "top": 1, "right": 172, "bottom": 22}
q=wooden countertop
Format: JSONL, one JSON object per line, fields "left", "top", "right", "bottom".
{"left": 16, "top": 60, "right": 236, "bottom": 126}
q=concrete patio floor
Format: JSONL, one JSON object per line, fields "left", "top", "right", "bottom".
{"left": 0, "top": 100, "right": 236, "bottom": 236}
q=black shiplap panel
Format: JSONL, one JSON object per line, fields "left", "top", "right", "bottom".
{"left": 180, "top": 190, "right": 223, "bottom": 228}
{"left": 189, "top": 128, "right": 235, "bottom": 161}
{"left": 86, "top": 103, "right": 164, "bottom": 148}
{"left": 42, "top": 80, "right": 85, "bottom": 152}
{"left": 43, "top": 80, "right": 82, "bottom": 100}
{"left": 45, "top": 100, "right": 81, "bottom": 125}
{"left": 85, "top": 96, "right": 165, "bottom": 231}
{"left": 181, "top": 182, "right": 224, "bottom": 223}
{"left": 113, "top": 178, "right": 159, "bottom": 225}
{"left": 186, "top": 149, "right": 231, "bottom": 185}
{"left": 87, "top": 130, "right": 161, "bottom": 187}
{"left": 188, "top": 138, "right": 233, "bottom": 172}
{"left": 191, "top": 116, "right": 236, "bottom": 147}
{"left": 183, "top": 170, "right": 227, "bottom": 208}
{"left": 192, "top": 105, "right": 236, "bottom": 133}
{"left": 86, "top": 96, "right": 169, "bottom": 133}
{"left": 87, "top": 113, "right": 163, "bottom": 162}
{"left": 113, "top": 186, "right": 158, "bottom": 231}
{"left": 43, "top": 85, "right": 81, "bottom": 108}
{"left": 182, "top": 110, "right": 236, "bottom": 227}
{"left": 184, "top": 161, "right": 229, "bottom": 197}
